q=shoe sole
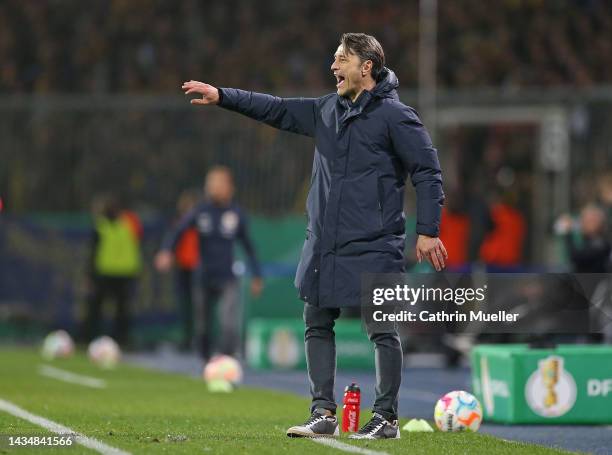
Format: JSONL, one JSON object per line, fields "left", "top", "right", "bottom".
{"left": 348, "top": 429, "right": 401, "bottom": 440}
{"left": 286, "top": 428, "right": 340, "bottom": 438}
{"left": 286, "top": 432, "right": 338, "bottom": 438}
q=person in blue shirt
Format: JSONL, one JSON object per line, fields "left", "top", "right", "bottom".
{"left": 155, "top": 166, "right": 263, "bottom": 360}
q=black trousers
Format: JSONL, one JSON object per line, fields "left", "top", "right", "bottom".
{"left": 304, "top": 304, "right": 402, "bottom": 421}
{"left": 85, "top": 275, "right": 134, "bottom": 346}
{"left": 174, "top": 267, "right": 195, "bottom": 349}
{"left": 198, "top": 279, "right": 240, "bottom": 361}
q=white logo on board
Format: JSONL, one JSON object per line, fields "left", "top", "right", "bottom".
{"left": 267, "top": 328, "right": 300, "bottom": 368}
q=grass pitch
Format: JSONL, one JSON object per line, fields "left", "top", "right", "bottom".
{"left": 0, "top": 348, "right": 573, "bottom": 454}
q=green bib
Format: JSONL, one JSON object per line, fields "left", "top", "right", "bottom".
{"left": 94, "top": 217, "right": 142, "bottom": 276}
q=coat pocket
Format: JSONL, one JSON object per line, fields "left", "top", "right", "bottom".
{"left": 295, "top": 229, "right": 319, "bottom": 302}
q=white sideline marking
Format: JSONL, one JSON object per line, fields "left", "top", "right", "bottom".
{"left": 0, "top": 398, "right": 130, "bottom": 455}
{"left": 311, "top": 437, "right": 391, "bottom": 455}
{"left": 38, "top": 365, "right": 106, "bottom": 389}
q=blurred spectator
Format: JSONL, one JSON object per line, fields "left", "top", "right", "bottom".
{"left": 597, "top": 173, "right": 612, "bottom": 231}
{"left": 439, "top": 194, "right": 470, "bottom": 270}
{"left": 556, "top": 204, "right": 610, "bottom": 273}
{"left": 479, "top": 190, "right": 526, "bottom": 268}
{"left": 1, "top": 0, "right": 611, "bottom": 94}
{"left": 466, "top": 181, "right": 494, "bottom": 264}
{"left": 155, "top": 166, "right": 263, "bottom": 361}
{"left": 556, "top": 204, "right": 611, "bottom": 344}
{"left": 171, "top": 189, "right": 201, "bottom": 350}
{"left": 84, "top": 194, "right": 142, "bottom": 345}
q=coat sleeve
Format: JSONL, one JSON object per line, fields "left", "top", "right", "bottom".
{"left": 160, "top": 208, "right": 197, "bottom": 252}
{"left": 218, "top": 88, "right": 317, "bottom": 137}
{"left": 389, "top": 105, "right": 444, "bottom": 237}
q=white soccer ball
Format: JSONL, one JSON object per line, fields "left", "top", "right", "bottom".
{"left": 88, "top": 336, "right": 121, "bottom": 369}
{"left": 434, "top": 390, "right": 483, "bottom": 432}
{"left": 41, "top": 330, "right": 75, "bottom": 360}
{"left": 203, "top": 355, "right": 243, "bottom": 386}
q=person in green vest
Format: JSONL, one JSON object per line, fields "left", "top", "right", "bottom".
{"left": 84, "top": 194, "right": 142, "bottom": 346}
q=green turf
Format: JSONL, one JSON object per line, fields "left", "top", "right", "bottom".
{"left": 0, "top": 348, "right": 573, "bottom": 454}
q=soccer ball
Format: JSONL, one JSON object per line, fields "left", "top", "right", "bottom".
{"left": 88, "top": 336, "right": 121, "bottom": 369}
{"left": 434, "top": 390, "right": 483, "bottom": 432}
{"left": 203, "top": 355, "right": 243, "bottom": 390}
{"left": 41, "top": 330, "right": 75, "bottom": 360}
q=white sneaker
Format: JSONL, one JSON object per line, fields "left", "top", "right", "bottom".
{"left": 348, "top": 413, "right": 400, "bottom": 440}
{"left": 286, "top": 408, "right": 340, "bottom": 438}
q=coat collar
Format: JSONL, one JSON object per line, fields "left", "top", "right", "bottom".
{"left": 335, "top": 67, "right": 399, "bottom": 127}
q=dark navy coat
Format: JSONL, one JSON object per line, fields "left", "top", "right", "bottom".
{"left": 219, "top": 68, "right": 443, "bottom": 307}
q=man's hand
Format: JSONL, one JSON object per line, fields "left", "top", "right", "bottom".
{"left": 154, "top": 250, "right": 174, "bottom": 272}
{"left": 250, "top": 277, "right": 264, "bottom": 298}
{"left": 416, "top": 235, "right": 448, "bottom": 271}
{"left": 182, "top": 80, "right": 220, "bottom": 105}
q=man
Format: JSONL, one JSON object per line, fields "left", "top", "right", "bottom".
{"left": 85, "top": 194, "right": 142, "bottom": 346}
{"left": 556, "top": 205, "right": 610, "bottom": 274}
{"left": 155, "top": 166, "right": 263, "bottom": 360}
{"left": 182, "top": 33, "right": 446, "bottom": 440}
{"left": 170, "top": 189, "right": 201, "bottom": 350}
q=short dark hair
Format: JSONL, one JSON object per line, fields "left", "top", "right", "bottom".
{"left": 340, "top": 33, "right": 385, "bottom": 80}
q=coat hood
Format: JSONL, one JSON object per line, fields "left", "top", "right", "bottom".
{"left": 336, "top": 67, "right": 399, "bottom": 125}
{"left": 372, "top": 67, "right": 399, "bottom": 99}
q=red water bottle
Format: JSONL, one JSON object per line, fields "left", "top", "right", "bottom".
{"left": 342, "top": 382, "right": 361, "bottom": 432}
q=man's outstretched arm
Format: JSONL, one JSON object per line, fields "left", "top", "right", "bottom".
{"left": 154, "top": 207, "right": 197, "bottom": 272}
{"left": 182, "top": 80, "right": 317, "bottom": 137}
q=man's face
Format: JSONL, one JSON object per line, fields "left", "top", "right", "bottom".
{"left": 331, "top": 44, "right": 366, "bottom": 100}
{"left": 205, "top": 170, "right": 234, "bottom": 205}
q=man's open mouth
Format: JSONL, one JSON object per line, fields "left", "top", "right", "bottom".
{"left": 336, "top": 75, "right": 345, "bottom": 88}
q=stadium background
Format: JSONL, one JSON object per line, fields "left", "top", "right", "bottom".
{"left": 2, "top": 1, "right": 612, "bottom": 453}
{"left": 1, "top": 0, "right": 611, "bottom": 345}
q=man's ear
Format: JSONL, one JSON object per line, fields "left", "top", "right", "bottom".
{"left": 361, "top": 60, "right": 373, "bottom": 78}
